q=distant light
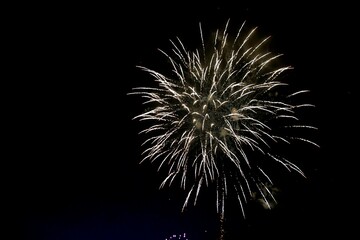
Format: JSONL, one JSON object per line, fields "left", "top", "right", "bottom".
{"left": 165, "top": 232, "right": 189, "bottom": 240}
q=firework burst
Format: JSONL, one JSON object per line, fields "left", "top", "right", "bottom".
{"left": 128, "top": 19, "right": 319, "bottom": 218}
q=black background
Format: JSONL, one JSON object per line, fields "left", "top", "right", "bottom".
{"left": 8, "top": 2, "right": 355, "bottom": 240}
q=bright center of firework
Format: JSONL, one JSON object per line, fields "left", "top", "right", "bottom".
{"left": 189, "top": 92, "right": 237, "bottom": 140}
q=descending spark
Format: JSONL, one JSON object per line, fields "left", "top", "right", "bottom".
{"left": 128, "top": 19, "right": 319, "bottom": 218}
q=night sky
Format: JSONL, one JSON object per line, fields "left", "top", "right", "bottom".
{"left": 11, "top": 2, "right": 355, "bottom": 240}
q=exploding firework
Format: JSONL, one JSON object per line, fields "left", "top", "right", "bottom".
{"left": 128, "top": 19, "right": 319, "bottom": 218}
